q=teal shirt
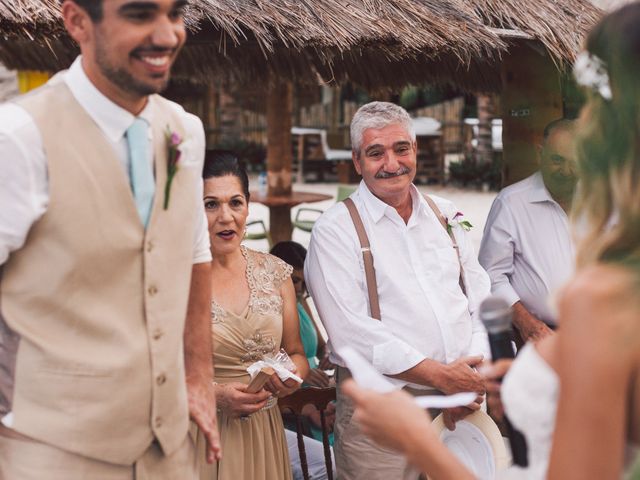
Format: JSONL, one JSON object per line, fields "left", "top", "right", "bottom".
{"left": 296, "top": 303, "right": 335, "bottom": 445}
{"left": 297, "top": 302, "right": 319, "bottom": 369}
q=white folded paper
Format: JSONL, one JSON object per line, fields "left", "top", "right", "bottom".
{"left": 414, "top": 392, "right": 477, "bottom": 409}
{"left": 338, "top": 346, "right": 476, "bottom": 409}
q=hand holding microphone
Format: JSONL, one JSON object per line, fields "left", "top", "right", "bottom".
{"left": 480, "top": 295, "right": 529, "bottom": 468}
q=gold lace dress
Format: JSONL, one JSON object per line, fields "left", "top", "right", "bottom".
{"left": 193, "top": 246, "right": 294, "bottom": 480}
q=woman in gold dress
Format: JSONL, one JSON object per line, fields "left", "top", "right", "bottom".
{"left": 194, "top": 150, "right": 309, "bottom": 480}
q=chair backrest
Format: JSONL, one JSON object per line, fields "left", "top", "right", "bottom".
{"left": 292, "top": 128, "right": 327, "bottom": 162}
{"left": 336, "top": 185, "right": 357, "bottom": 202}
{"left": 279, "top": 387, "right": 336, "bottom": 480}
{"left": 244, "top": 219, "right": 272, "bottom": 247}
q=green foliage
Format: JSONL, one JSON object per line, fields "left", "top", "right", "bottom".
{"left": 448, "top": 156, "right": 502, "bottom": 190}
{"left": 399, "top": 86, "right": 419, "bottom": 110}
{"left": 398, "top": 85, "right": 465, "bottom": 111}
{"left": 459, "top": 220, "right": 473, "bottom": 231}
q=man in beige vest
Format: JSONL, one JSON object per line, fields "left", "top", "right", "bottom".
{"left": 0, "top": 1, "right": 221, "bottom": 478}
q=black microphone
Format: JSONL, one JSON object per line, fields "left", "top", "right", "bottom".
{"left": 480, "top": 295, "right": 529, "bottom": 468}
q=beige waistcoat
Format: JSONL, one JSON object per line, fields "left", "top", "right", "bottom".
{"left": 0, "top": 78, "right": 199, "bottom": 464}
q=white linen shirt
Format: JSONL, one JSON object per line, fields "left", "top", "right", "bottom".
{"left": 0, "top": 56, "right": 211, "bottom": 266}
{"left": 478, "top": 172, "right": 575, "bottom": 325}
{"left": 305, "top": 181, "right": 490, "bottom": 389}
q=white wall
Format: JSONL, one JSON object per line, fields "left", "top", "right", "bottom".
{"left": 0, "top": 64, "right": 18, "bottom": 102}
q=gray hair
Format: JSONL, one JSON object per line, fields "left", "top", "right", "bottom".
{"left": 350, "top": 101, "right": 416, "bottom": 156}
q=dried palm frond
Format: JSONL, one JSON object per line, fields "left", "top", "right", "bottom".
{"left": 0, "top": 0, "right": 602, "bottom": 92}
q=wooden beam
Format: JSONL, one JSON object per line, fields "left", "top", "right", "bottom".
{"left": 266, "top": 76, "right": 294, "bottom": 244}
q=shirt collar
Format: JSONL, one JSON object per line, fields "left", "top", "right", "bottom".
{"left": 528, "top": 171, "right": 556, "bottom": 204}
{"left": 64, "top": 56, "right": 153, "bottom": 142}
{"left": 357, "top": 181, "right": 424, "bottom": 224}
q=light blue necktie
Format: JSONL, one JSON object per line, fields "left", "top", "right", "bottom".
{"left": 126, "top": 118, "right": 155, "bottom": 228}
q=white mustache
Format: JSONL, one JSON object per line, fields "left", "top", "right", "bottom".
{"left": 375, "top": 166, "right": 410, "bottom": 179}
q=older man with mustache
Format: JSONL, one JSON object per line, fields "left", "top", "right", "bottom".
{"left": 305, "top": 102, "right": 491, "bottom": 480}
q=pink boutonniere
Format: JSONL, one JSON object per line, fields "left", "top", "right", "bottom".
{"left": 447, "top": 211, "right": 473, "bottom": 235}
{"left": 164, "top": 128, "right": 182, "bottom": 210}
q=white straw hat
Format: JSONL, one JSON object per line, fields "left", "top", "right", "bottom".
{"left": 430, "top": 410, "right": 510, "bottom": 480}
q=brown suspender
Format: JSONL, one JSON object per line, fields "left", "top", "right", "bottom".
{"left": 343, "top": 195, "right": 467, "bottom": 322}
{"left": 343, "top": 197, "right": 382, "bottom": 321}
{"left": 422, "top": 195, "right": 468, "bottom": 297}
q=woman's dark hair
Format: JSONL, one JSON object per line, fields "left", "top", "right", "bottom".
{"left": 203, "top": 150, "right": 250, "bottom": 200}
{"left": 270, "top": 241, "right": 307, "bottom": 270}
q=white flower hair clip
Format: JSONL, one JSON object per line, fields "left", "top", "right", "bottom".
{"left": 573, "top": 51, "right": 612, "bottom": 100}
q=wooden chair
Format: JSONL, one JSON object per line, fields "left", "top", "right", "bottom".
{"left": 279, "top": 387, "right": 336, "bottom": 480}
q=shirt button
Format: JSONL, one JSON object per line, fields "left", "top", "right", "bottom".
{"left": 156, "top": 374, "right": 166, "bottom": 386}
{"left": 154, "top": 416, "right": 163, "bottom": 428}
{"left": 148, "top": 286, "right": 158, "bottom": 296}
{"left": 152, "top": 329, "right": 163, "bottom": 340}
{"left": 146, "top": 241, "right": 154, "bottom": 253}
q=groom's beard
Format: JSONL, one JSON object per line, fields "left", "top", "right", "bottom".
{"left": 94, "top": 42, "right": 174, "bottom": 97}
{"left": 375, "top": 166, "right": 411, "bottom": 179}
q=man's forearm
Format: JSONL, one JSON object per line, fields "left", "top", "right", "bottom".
{"left": 512, "top": 301, "right": 540, "bottom": 328}
{"left": 389, "top": 358, "right": 446, "bottom": 388}
{"left": 512, "top": 301, "right": 552, "bottom": 342}
{"left": 184, "top": 262, "right": 214, "bottom": 382}
{"left": 390, "top": 355, "right": 485, "bottom": 396}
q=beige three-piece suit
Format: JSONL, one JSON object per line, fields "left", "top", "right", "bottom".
{"left": 0, "top": 78, "right": 201, "bottom": 479}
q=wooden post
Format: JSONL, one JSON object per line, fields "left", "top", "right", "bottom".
{"left": 501, "top": 41, "right": 564, "bottom": 187}
{"left": 203, "top": 83, "right": 217, "bottom": 146}
{"left": 266, "top": 77, "right": 294, "bottom": 244}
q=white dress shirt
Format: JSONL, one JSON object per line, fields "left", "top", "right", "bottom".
{"left": 478, "top": 172, "right": 575, "bottom": 325}
{"left": 305, "top": 181, "right": 490, "bottom": 389}
{"left": 0, "top": 56, "right": 211, "bottom": 267}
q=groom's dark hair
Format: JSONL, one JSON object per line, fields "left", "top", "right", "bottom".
{"left": 62, "top": 0, "right": 103, "bottom": 22}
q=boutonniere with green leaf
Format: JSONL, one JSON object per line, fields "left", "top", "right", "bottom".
{"left": 164, "top": 128, "right": 182, "bottom": 210}
{"left": 447, "top": 211, "right": 473, "bottom": 235}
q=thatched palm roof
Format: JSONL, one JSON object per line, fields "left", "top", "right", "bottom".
{"left": 0, "top": 0, "right": 602, "bottom": 91}
{"left": 467, "top": 0, "right": 598, "bottom": 64}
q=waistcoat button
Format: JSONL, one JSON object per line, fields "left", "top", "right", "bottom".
{"left": 156, "top": 374, "right": 166, "bottom": 386}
